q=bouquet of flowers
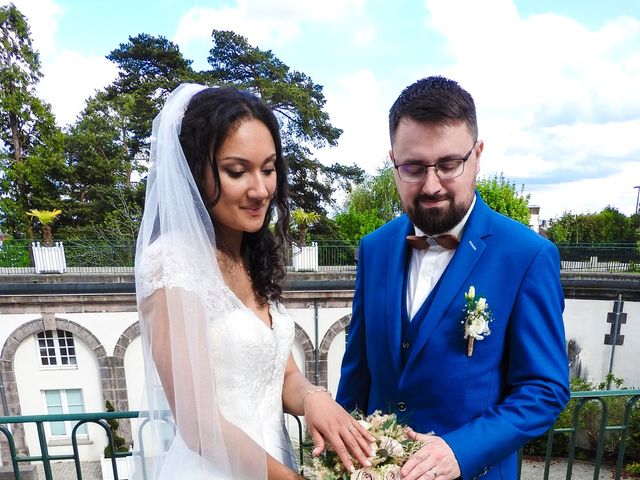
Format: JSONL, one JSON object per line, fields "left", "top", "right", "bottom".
{"left": 302, "top": 410, "right": 429, "bottom": 480}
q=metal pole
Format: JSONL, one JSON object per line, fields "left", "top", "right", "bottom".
{"left": 313, "top": 298, "right": 320, "bottom": 385}
{"left": 634, "top": 186, "right": 640, "bottom": 215}
{"left": 606, "top": 293, "right": 624, "bottom": 389}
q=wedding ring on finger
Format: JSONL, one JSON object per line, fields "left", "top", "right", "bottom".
{"left": 430, "top": 467, "right": 438, "bottom": 477}
{"left": 347, "top": 424, "right": 354, "bottom": 433}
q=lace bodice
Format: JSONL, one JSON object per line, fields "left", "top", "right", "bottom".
{"left": 136, "top": 236, "right": 296, "bottom": 467}
{"left": 211, "top": 295, "right": 294, "bottom": 439}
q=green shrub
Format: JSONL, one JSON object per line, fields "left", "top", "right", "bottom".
{"left": 625, "top": 462, "right": 640, "bottom": 475}
{"left": 103, "top": 400, "right": 129, "bottom": 458}
{"left": 523, "top": 374, "right": 640, "bottom": 463}
{"left": 0, "top": 240, "right": 31, "bottom": 267}
{"left": 626, "top": 402, "right": 640, "bottom": 462}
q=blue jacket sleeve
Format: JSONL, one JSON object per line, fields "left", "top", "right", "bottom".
{"left": 336, "top": 241, "right": 371, "bottom": 413}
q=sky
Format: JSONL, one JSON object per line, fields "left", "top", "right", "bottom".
{"left": 5, "top": 0, "right": 640, "bottom": 220}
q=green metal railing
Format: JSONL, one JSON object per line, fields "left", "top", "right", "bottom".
{"left": 518, "top": 388, "right": 640, "bottom": 480}
{"left": 0, "top": 410, "right": 304, "bottom": 480}
{"left": 0, "top": 410, "right": 138, "bottom": 480}
{"left": 1, "top": 390, "right": 639, "bottom": 479}
{"left": 2, "top": 239, "right": 639, "bottom": 272}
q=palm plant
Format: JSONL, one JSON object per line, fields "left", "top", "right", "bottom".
{"left": 26, "top": 209, "right": 62, "bottom": 246}
{"left": 291, "top": 208, "right": 320, "bottom": 246}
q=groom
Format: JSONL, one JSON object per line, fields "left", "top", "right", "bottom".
{"left": 336, "top": 76, "right": 569, "bottom": 480}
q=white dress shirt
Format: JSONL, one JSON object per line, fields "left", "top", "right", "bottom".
{"left": 406, "top": 196, "right": 476, "bottom": 320}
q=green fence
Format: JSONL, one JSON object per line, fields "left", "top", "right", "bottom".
{"left": 0, "top": 239, "right": 135, "bottom": 270}
{"left": 1, "top": 239, "right": 639, "bottom": 273}
{"left": 557, "top": 243, "right": 640, "bottom": 272}
{"left": 0, "top": 389, "right": 638, "bottom": 479}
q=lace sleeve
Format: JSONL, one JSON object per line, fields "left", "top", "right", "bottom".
{"left": 136, "top": 235, "right": 211, "bottom": 299}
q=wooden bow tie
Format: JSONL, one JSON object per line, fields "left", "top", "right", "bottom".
{"left": 406, "top": 234, "right": 459, "bottom": 250}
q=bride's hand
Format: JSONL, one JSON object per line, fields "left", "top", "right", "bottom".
{"left": 302, "top": 391, "right": 375, "bottom": 472}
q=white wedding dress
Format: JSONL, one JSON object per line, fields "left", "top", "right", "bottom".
{"left": 137, "top": 237, "right": 297, "bottom": 479}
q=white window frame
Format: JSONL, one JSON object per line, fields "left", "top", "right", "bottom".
{"left": 42, "top": 389, "right": 88, "bottom": 440}
{"left": 37, "top": 329, "right": 78, "bottom": 369}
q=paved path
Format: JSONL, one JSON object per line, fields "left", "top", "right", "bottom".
{"left": 521, "top": 457, "right": 621, "bottom": 480}
{"left": 32, "top": 458, "right": 626, "bottom": 479}
{"left": 35, "top": 461, "right": 102, "bottom": 479}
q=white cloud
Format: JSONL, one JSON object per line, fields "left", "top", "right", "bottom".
{"left": 354, "top": 23, "right": 376, "bottom": 46}
{"left": 174, "top": 5, "right": 299, "bottom": 49}
{"left": 1, "top": 0, "right": 119, "bottom": 126}
{"left": 38, "top": 51, "right": 119, "bottom": 127}
{"left": 174, "top": 0, "right": 368, "bottom": 51}
{"left": 529, "top": 161, "right": 640, "bottom": 219}
{"left": 316, "top": 69, "right": 391, "bottom": 173}
{"left": 422, "top": 0, "right": 640, "bottom": 217}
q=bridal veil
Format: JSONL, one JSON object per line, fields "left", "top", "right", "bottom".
{"left": 133, "top": 84, "right": 268, "bottom": 479}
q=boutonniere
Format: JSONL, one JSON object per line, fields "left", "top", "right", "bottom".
{"left": 462, "top": 285, "right": 492, "bottom": 357}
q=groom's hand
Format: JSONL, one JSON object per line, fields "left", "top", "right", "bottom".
{"left": 401, "top": 428, "right": 461, "bottom": 480}
{"left": 303, "top": 392, "right": 376, "bottom": 473}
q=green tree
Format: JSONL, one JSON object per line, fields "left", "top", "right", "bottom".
{"left": 57, "top": 33, "right": 190, "bottom": 237}
{"left": 61, "top": 91, "right": 144, "bottom": 237}
{"left": 476, "top": 173, "right": 530, "bottom": 225}
{"left": 595, "top": 206, "right": 635, "bottom": 242}
{"left": 334, "top": 209, "right": 387, "bottom": 245}
{"left": 105, "top": 33, "right": 196, "bottom": 164}
{"left": 205, "top": 30, "right": 363, "bottom": 213}
{"left": 104, "top": 31, "right": 360, "bottom": 215}
{"left": 333, "top": 163, "right": 402, "bottom": 244}
{"left": 547, "top": 208, "right": 638, "bottom": 244}
{"left": 346, "top": 165, "right": 401, "bottom": 223}
{"left": 0, "top": 3, "right": 66, "bottom": 238}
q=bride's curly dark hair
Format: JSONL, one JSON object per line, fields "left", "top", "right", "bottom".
{"left": 179, "top": 86, "right": 290, "bottom": 303}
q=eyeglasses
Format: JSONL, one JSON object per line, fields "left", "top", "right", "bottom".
{"left": 393, "top": 142, "right": 477, "bottom": 183}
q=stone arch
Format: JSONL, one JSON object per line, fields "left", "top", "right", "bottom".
{"left": 106, "top": 320, "right": 141, "bottom": 444}
{"left": 0, "top": 317, "right": 128, "bottom": 461}
{"left": 317, "top": 314, "right": 351, "bottom": 389}
{"left": 111, "top": 321, "right": 140, "bottom": 410}
{"left": 294, "top": 323, "right": 316, "bottom": 384}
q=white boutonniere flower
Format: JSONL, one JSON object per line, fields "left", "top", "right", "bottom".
{"left": 462, "top": 285, "right": 492, "bottom": 356}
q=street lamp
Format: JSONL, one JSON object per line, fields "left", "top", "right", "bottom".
{"left": 635, "top": 185, "right": 640, "bottom": 215}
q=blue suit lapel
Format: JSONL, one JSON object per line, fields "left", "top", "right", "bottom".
{"left": 383, "top": 216, "right": 414, "bottom": 379}
{"left": 402, "top": 195, "right": 493, "bottom": 373}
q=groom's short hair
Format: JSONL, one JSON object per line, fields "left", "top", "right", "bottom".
{"left": 389, "top": 76, "right": 478, "bottom": 142}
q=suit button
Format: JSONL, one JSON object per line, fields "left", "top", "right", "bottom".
{"left": 402, "top": 341, "right": 410, "bottom": 349}
{"left": 397, "top": 402, "right": 407, "bottom": 412}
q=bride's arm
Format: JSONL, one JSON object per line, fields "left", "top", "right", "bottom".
{"left": 281, "top": 354, "right": 374, "bottom": 472}
{"left": 142, "top": 288, "right": 302, "bottom": 479}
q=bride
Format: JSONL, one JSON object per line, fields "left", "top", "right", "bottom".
{"left": 134, "top": 84, "right": 373, "bottom": 479}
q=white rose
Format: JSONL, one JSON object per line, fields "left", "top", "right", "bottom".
{"left": 468, "top": 318, "right": 489, "bottom": 339}
{"left": 381, "top": 465, "right": 401, "bottom": 480}
{"left": 351, "top": 467, "right": 382, "bottom": 480}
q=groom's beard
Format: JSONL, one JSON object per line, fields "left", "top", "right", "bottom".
{"left": 410, "top": 193, "right": 469, "bottom": 235}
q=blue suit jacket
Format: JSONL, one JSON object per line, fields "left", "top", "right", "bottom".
{"left": 336, "top": 194, "right": 570, "bottom": 479}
